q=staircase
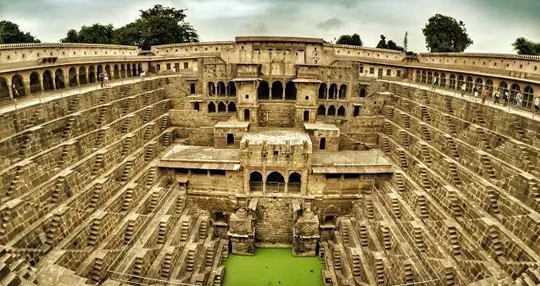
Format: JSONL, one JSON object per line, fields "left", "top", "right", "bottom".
{"left": 95, "top": 128, "right": 106, "bottom": 148}
{"left": 351, "top": 254, "right": 362, "bottom": 277}
{"left": 143, "top": 126, "right": 152, "bottom": 141}
{"left": 447, "top": 161, "right": 461, "bottom": 185}
{"left": 513, "top": 117, "right": 525, "bottom": 140}
{"left": 146, "top": 166, "right": 157, "bottom": 187}
{"left": 444, "top": 114, "right": 457, "bottom": 136}
{"left": 413, "top": 228, "right": 425, "bottom": 252}
{"left": 417, "top": 196, "right": 428, "bottom": 219}
{"left": 124, "top": 221, "right": 135, "bottom": 244}
{"left": 402, "top": 114, "right": 410, "bottom": 129}
{"left": 148, "top": 192, "right": 159, "bottom": 213}
{"left": 57, "top": 144, "right": 70, "bottom": 167}
{"left": 382, "top": 138, "right": 390, "bottom": 153}
{"left": 399, "top": 131, "right": 410, "bottom": 148}
{"left": 391, "top": 198, "right": 401, "bottom": 219}
{"left": 359, "top": 225, "right": 369, "bottom": 247}
{"left": 62, "top": 117, "right": 76, "bottom": 139}
{"left": 394, "top": 173, "right": 405, "bottom": 192}
{"left": 180, "top": 221, "right": 190, "bottom": 241}
{"left": 384, "top": 122, "right": 393, "bottom": 136}
{"left": 421, "top": 91, "right": 430, "bottom": 105}
{"left": 421, "top": 124, "right": 431, "bottom": 141}
{"left": 6, "top": 166, "right": 23, "bottom": 197}
{"left": 374, "top": 259, "right": 386, "bottom": 285}
{"left": 91, "top": 154, "right": 104, "bottom": 176}
{"left": 175, "top": 196, "right": 185, "bottom": 215}
{"left": 199, "top": 221, "right": 208, "bottom": 240}
{"left": 488, "top": 227, "right": 505, "bottom": 260}
{"left": 419, "top": 169, "right": 431, "bottom": 190}
{"left": 448, "top": 227, "right": 461, "bottom": 255}
{"left": 397, "top": 149, "right": 408, "bottom": 170}
{"left": 161, "top": 254, "right": 172, "bottom": 279}
{"left": 163, "top": 132, "right": 171, "bottom": 146}
{"left": 477, "top": 128, "right": 492, "bottom": 152}
{"left": 122, "top": 98, "right": 132, "bottom": 115}
{"left": 96, "top": 106, "right": 107, "bottom": 126}
{"left": 121, "top": 161, "right": 133, "bottom": 182}
{"left": 90, "top": 184, "right": 102, "bottom": 209}
{"left": 121, "top": 137, "right": 132, "bottom": 157}
{"left": 480, "top": 154, "right": 496, "bottom": 179}
{"left": 421, "top": 145, "right": 432, "bottom": 164}
{"left": 386, "top": 106, "right": 394, "bottom": 119}
{"left": 403, "top": 100, "right": 412, "bottom": 113}
{"left": 160, "top": 115, "right": 169, "bottom": 131}
{"left": 185, "top": 250, "right": 195, "bottom": 272}
{"left": 445, "top": 99, "right": 454, "bottom": 114}
{"left": 157, "top": 222, "right": 167, "bottom": 244}
{"left": 473, "top": 107, "right": 486, "bottom": 125}
{"left": 487, "top": 188, "right": 500, "bottom": 214}
{"left": 420, "top": 106, "right": 431, "bottom": 123}
{"left": 18, "top": 132, "right": 32, "bottom": 158}
{"left": 446, "top": 136, "right": 460, "bottom": 158}
{"left": 50, "top": 177, "right": 65, "bottom": 205}
{"left": 121, "top": 117, "right": 132, "bottom": 134}
{"left": 130, "top": 257, "right": 143, "bottom": 284}
{"left": 122, "top": 189, "right": 134, "bottom": 211}
{"left": 143, "top": 107, "right": 153, "bottom": 122}
{"left": 67, "top": 96, "right": 80, "bottom": 114}
{"left": 519, "top": 146, "right": 535, "bottom": 172}
{"left": 403, "top": 264, "right": 415, "bottom": 284}
{"left": 365, "top": 199, "right": 375, "bottom": 219}
{"left": 87, "top": 220, "right": 101, "bottom": 247}
{"left": 332, "top": 250, "right": 342, "bottom": 271}
{"left": 449, "top": 194, "right": 462, "bottom": 218}
{"left": 381, "top": 227, "right": 391, "bottom": 250}
{"left": 144, "top": 144, "right": 154, "bottom": 162}
{"left": 341, "top": 225, "right": 350, "bottom": 244}
{"left": 45, "top": 215, "right": 61, "bottom": 247}
{"left": 90, "top": 258, "right": 103, "bottom": 285}
{"left": 205, "top": 246, "right": 215, "bottom": 268}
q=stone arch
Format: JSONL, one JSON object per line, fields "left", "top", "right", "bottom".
{"left": 0, "top": 76, "right": 9, "bottom": 99}
{"left": 120, "top": 64, "right": 126, "bottom": 78}
{"left": 328, "top": 83, "right": 337, "bottom": 99}
{"left": 440, "top": 73, "right": 446, "bottom": 87}
{"left": 12, "top": 74, "right": 25, "bottom": 98}
{"left": 126, "top": 64, "right": 132, "bottom": 77}
{"left": 421, "top": 70, "right": 427, "bottom": 83}
{"left": 510, "top": 83, "right": 521, "bottom": 101}
{"left": 208, "top": 82, "right": 215, "bottom": 96}
{"left": 271, "top": 81, "right": 283, "bottom": 100}
{"left": 250, "top": 171, "right": 263, "bottom": 182}
{"left": 29, "top": 71, "right": 42, "bottom": 94}
{"left": 228, "top": 102, "right": 236, "bottom": 113}
{"left": 360, "top": 88, "right": 366, "bottom": 97}
{"left": 415, "top": 70, "right": 421, "bottom": 82}
{"left": 339, "top": 84, "right": 347, "bottom": 99}
{"left": 319, "top": 83, "right": 327, "bottom": 99}
{"left": 218, "top": 102, "right": 226, "bottom": 113}
{"left": 427, "top": 71, "right": 433, "bottom": 84}
{"left": 266, "top": 171, "right": 285, "bottom": 192}
{"left": 486, "top": 79, "right": 494, "bottom": 96}
{"left": 250, "top": 171, "right": 263, "bottom": 192}
{"left": 457, "top": 75, "right": 464, "bottom": 88}
{"left": 337, "top": 106, "right": 346, "bottom": 117}
{"left": 475, "top": 78, "right": 483, "bottom": 90}
{"left": 285, "top": 81, "right": 296, "bottom": 100}
{"left": 288, "top": 172, "right": 301, "bottom": 193}
{"left": 466, "top": 76, "right": 473, "bottom": 92}
{"left": 524, "top": 86, "right": 534, "bottom": 108}
{"left": 449, "top": 74, "right": 456, "bottom": 89}
{"left": 55, "top": 69, "right": 65, "bottom": 89}
{"left": 217, "top": 81, "right": 226, "bottom": 96}
{"left": 42, "top": 70, "right": 54, "bottom": 91}
{"left": 105, "top": 65, "right": 111, "bottom": 78}
{"left": 208, "top": 102, "right": 216, "bottom": 113}
{"left": 79, "top": 66, "right": 87, "bottom": 85}
{"left": 498, "top": 81, "right": 508, "bottom": 94}
{"left": 69, "top": 67, "right": 77, "bottom": 87}
{"left": 317, "top": 105, "right": 326, "bottom": 115}
{"left": 88, "top": 66, "right": 96, "bottom": 83}
{"left": 227, "top": 81, "right": 236, "bottom": 96}
{"left": 114, "top": 64, "right": 120, "bottom": 79}
{"left": 258, "top": 81, "right": 269, "bottom": 100}
{"left": 327, "top": 105, "right": 336, "bottom": 116}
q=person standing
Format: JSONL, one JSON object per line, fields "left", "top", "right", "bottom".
{"left": 481, "top": 87, "right": 489, "bottom": 104}
{"left": 104, "top": 72, "right": 109, "bottom": 87}
{"left": 473, "top": 85, "right": 479, "bottom": 101}
{"left": 493, "top": 90, "right": 501, "bottom": 105}
{"left": 99, "top": 72, "right": 104, "bottom": 88}
{"left": 503, "top": 90, "right": 509, "bottom": 106}
{"left": 431, "top": 76, "right": 438, "bottom": 90}
{"left": 534, "top": 96, "right": 540, "bottom": 113}
{"left": 515, "top": 91, "right": 523, "bottom": 109}
{"left": 12, "top": 84, "right": 19, "bottom": 98}
{"left": 460, "top": 83, "right": 466, "bottom": 97}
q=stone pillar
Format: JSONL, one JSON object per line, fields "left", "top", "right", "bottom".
{"left": 293, "top": 206, "right": 320, "bottom": 256}
{"left": 23, "top": 80, "right": 31, "bottom": 96}
{"left": 228, "top": 208, "right": 255, "bottom": 255}
{"left": 7, "top": 76, "right": 13, "bottom": 99}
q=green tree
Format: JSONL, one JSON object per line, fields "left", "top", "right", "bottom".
{"left": 61, "top": 24, "right": 115, "bottom": 44}
{"left": 512, "top": 37, "right": 540, "bottom": 55}
{"left": 0, "top": 20, "right": 40, "bottom": 44}
{"left": 422, "top": 14, "right": 473, "bottom": 52}
{"left": 387, "top": 40, "right": 404, "bottom": 51}
{"left": 376, "top": 35, "right": 387, "bottom": 49}
{"left": 114, "top": 4, "right": 199, "bottom": 50}
{"left": 336, "top": 33, "right": 363, "bottom": 46}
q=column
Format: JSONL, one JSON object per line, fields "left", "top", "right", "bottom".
{"left": 7, "top": 76, "right": 13, "bottom": 99}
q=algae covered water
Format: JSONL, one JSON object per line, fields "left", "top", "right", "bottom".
{"left": 222, "top": 248, "right": 324, "bottom": 286}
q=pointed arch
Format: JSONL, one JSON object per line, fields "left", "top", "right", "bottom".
{"left": 317, "top": 105, "right": 326, "bottom": 116}
{"left": 217, "top": 81, "right": 226, "bottom": 96}
{"left": 339, "top": 84, "right": 347, "bottom": 99}
{"left": 208, "top": 82, "right": 215, "bottom": 96}
{"left": 328, "top": 83, "right": 337, "bottom": 99}
{"left": 208, "top": 102, "right": 216, "bottom": 113}
{"left": 69, "top": 67, "right": 77, "bottom": 87}
{"left": 337, "top": 106, "right": 345, "bottom": 117}
{"left": 271, "top": 81, "right": 283, "bottom": 100}
{"left": 79, "top": 66, "right": 87, "bottom": 85}
{"left": 227, "top": 81, "right": 236, "bottom": 96}
{"left": 88, "top": 66, "right": 96, "bottom": 83}
{"left": 120, "top": 64, "right": 126, "bottom": 78}
{"left": 12, "top": 74, "right": 25, "bottom": 98}
{"left": 43, "top": 70, "right": 54, "bottom": 91}
{"left": 55, "top": 69, "right": 65, "bottom": 89}
{"left": 285, "top": 81, "right": 296, "bottom": 100}
{"left": 327, "top": 105, "right": 336, "bottom": 116}
{"left": 0, "top": 77, "right": 9, "bottom": 99}
{"left": 319, "top": 83, "right": 327, "bottom": 99}
{"left": 30, "top": 71, "right": 42, "bottom": 94}
{"left": 228, "top": 102, "right": 236, "bottom": 113}
{"left": 218, "top": 102, "right": 226, "bottom": 113}
{"left": 258, "top": 81, "right": 269, "bottom": 100}
{"left": 114, "top": 64, "right": 120, "bottom": 79}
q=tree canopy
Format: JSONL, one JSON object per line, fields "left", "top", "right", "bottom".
{"left": 60, "top": 4, "right": 199, "bottom": 49}
{"left": 0, "top": 21, "right": 40, "bottom": 44}
{"left": 375, "top": 35, "right": 404, "bottom": 51}
{"left": 422, "top": 14, "right": 473, "bottom": 52}
{"left": 336, "top": 34, "right": 362, "bottom": 46}
{"left": 512, "top": 37, "right": 540, "bottom": 56}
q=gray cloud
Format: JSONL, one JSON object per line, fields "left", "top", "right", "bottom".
{"left": 317, "top": 18, "right": 344, "bottom": 31}
{"left": 0, "top": 0, "right": 539, "bottom": 53}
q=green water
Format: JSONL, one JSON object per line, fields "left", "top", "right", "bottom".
{"left": 222, "top": 248, "right": 324, "bottom": 286}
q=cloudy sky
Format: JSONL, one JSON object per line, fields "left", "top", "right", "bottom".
{"left": 1, "top": 0, "right": 539, "bottom": 53}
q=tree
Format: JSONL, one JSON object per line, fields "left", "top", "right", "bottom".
{"left": 0, "top": 20, "right": 40, "bottom": 44}
{"left": 114, "top": 4, "right": 199, "bottom": 50}
{"left": 387, "top": 40, "right": 404, "bottom": 51}
{"left": 336, "top": 33, "right": 363, "bottom": 46}
{"left": 512, "top": 37, "right": 540, "bottom": 55}
{"left": 61, "top": 29, "right": 79, "bottom": 43}
{"left": 422, "top": 14, "right": 473, "bottom": 52}
{"left": 376, "top": 35, "right": 387, "bottom": 49}
{"left": 61, "top": 24, "right": 115, "bottom": 44}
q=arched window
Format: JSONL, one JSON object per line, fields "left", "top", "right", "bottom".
{"left": 337, "top": 106, "right": 346, "bottom": 117}
{"left": 317, "top": 105, "right": 326, "bottom": 116}
{"left": 30, "top": 71, "right": 42, "bottom": 94}
{"left": 327, "top": 105, "right": 336, "bottom": 116}
{"left": 138, "top": 63, "right": 142, "bottom": 74}
{"left": 434, "top": 72, "right": 439, "bottom": 85}
{"left": 466, "top": 76, "right": 473, "bottom": 92}
{"left": 360, "top": 88, "right": 366, "bottom": 97}
{"left": 258, "top": 81, "right": 269, "bottom": 100}
{"left": 328, "top": 84, "right": 337, "bottom": 99}
{"left": 524, "top": 86, "right": 534, "bottom": 109}
{"left": 510, "top": 83, "right": 521, "bottom": 102}
{"left": 88, "top": 66, "right": 96, "bottom": 83}
{"left": 288, "top": 172, "right": 301, "bottom": 193}
{"left": 208, "top": 82, "right": 215, "bottom": 96}
{"left": 105, "top": 65, "right": 111, "bottom": 78}
{"left": 55, "top": 69, "right": 65, "bottom": 89}
{"left": 339, "top": 84, "right": 347, "bottom": 99}
{"left": 114, "top": 64, "right": 120, "bottom": 79}
{"left": 498, "top": 81, "right": 508, "bottom": 94}
{"left": 427, "top": 71, "right": 433, "bottom": 84}
{"left": 415, "top": 70, "right": 421, "bottom": 83}
{"left": 319, "top": 83, "right": 327, "bottom": 99}
{"left": 285, "top": 81, "right": 296, "bottom": 100}
{"left": 218, "top": 102, "right": 226, "bottom": 113}
{"left": 208, "top": 102, "right": 216, "bottom": 113}
{"left": 271, "top": 81, "right": 283, "bottom": 100}
{"left": 457, "top": 75, "right": 464, "bottom": 89}
{"left": 228, "top": 102, "right": 236, "bottom": 113}
{"left": 120, "top": 64, "right": 126, "bottom": 78}
{"left": 475, "top": 78, "right": 483, "bottom": 91}
{"left": 440, "top": 73, "right": 446, "bottom": 88}
{"left": 250, "top": 171, "right": 263, "bottom": 192}
{"left": 42, "top": 70, "right": 54, "bottom": 91}
{"left": 69, "top": 67, "right": 77, "bottom": 87}
{"left": 217, "top": 81, "right": 226, "bottom": 96}
{"left": 449, "top": 74, "right": 456, "bottom": 90}
{"left": 126, "top": 64, "right": 132, "bottom": 77}
{"left": 0, "top": 77, "right": 9, "bottom": 99}
{"left": 79, "top": 66, "right": 87, "bottom": 85}
{"left": 12, "top": 74, "right": 25, "bottom": 98}
{"left": 486, "top": 79, "right": 494, "bottom": 97}
{"left": 421, "top": 70, "right": 427, "bottom": 84}
{"left": 266, "top": 172, "right": 285, "bottom": 192}
{"left": 227, "top": 82, "right": 236, "bottom": 96}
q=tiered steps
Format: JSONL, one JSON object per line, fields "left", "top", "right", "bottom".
{"left": 205, "top": 246, "right": 215, "bottom": 268}
{"left": 91, "top": 153, "right": 104, "bottom": 176}
{"left": 61, "top": 117, "right": 76, "bottom": 139}
{"left": 391, "top": 198, "right": 401, "bottom": 219}
{"left": 480, "top": 154, "right": 496, "bottom": 179}
{"left": 421, "top": 144, "right": 432, "bottom": 164}
{"left": 199, "top": 221, "right": 208, "bottom": 240}
{"left": 421, "top": 124, "right": 431, "bottom": 141}
{"left": 351, "top": 254, "right": 362, "bottom": 277}
{"left": 403, "top": 264, "right": 414, "bottom": 284}
{"left": 420, "top": 106, "right": 431, "bottom": 123}
{"left": 87, "top": 220, "right": 101, "bottom": 247}
{"left": 124, "top": 221, "right": 135, "bottom": 244}
{"left": 57, "top": 144, "right": 70, "bottom": 167}
{"left": 447, "top": 160, "right": 461, "bottom": 185}
{"left": 445, "top": 135, "right": 459, "bottom": 158}
{"left": 359, "top": 225, "right": 368, "bottom": 247}
{"left": 163, "top": 132, "right": 171, "bottom": 146}
{"left": 477, "top": 128, "right": 492, "bottom": 151}
{"left": 160, "top": 115, "right": 169, "bottom": 131}
{"left": 332, "top": 250, "right": 342, "bottom": 271}
{"left": 180, "top": 220, "right": 190, "bottom": 242}
{"left": 90, "top": 183, "right": 102, "bottom": 209}
{"left": 185, "top": 250, "right": 195, "bottom": 272}
{"left": 413, "top": 228, "right": 425, "bottom": 252}
{"left": 161, "top": 253, "right": 172, "bottom": 279}
{"left": 6, "top": 166, "right": 23, "bottom": 197}
{"left": 397, "top": 149, "right": 408, "bottom": 169}
{"left": 448, "top": 227, "right": 461, "bottom": 256}
{"left": 399, "top": 131, "right": 410, "bottom": 148}
{"left": 374, "top": 259, "right": 386, "bottom": 285}
{"left": 365, "top": 199, "right": 374, "bottom": 219}
{"left": 121, "top": 161, "right": 133, "bottom": 182}
{"left": 121, "top": 137, "right": 132, "bottom": 156}
{"left": 417, "top": 196, "right": 428, "bottom": 219}
{"left": 445, "top": 98, "right": 454, "bottom": 114}
{"left": 381, "top": 227, "right": 391, "bottom": 250}
{"left": 90, "top": 258, "right": 103, "bottom": 285}
{"left": 122, "top": 188, "right": 134, "bottom": 211}
{"left": 157, "top": 221, "right": 167, "bottom": 244}
{"left": 384, "top": 122, "right": 393, "bottom": 136}
{"left": 44, "top": 215, "right": 61, "bottom": 247}
{"left": 487, "top": 188, "right": 500, "bottom": 214}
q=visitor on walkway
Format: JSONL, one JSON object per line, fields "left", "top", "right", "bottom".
{"left": 460, "top": 83, "right": 466, "bottom": 97}
{"left": 481, "top": 87, "right": 488, "bottom": 104}
{"left": 431, "top": 76, "right": 438, "bottom": 90}
{"left": 172, "top": 67, "right": 177, "bottom": 73}
{"left": 515, "top": 92, "right": 523, "bottom": 109}
{"left": 493, "top": 90, "right": 501, "bottom": 105}
{"left": 99, "top": 73, "right": 104, "bottom": 88}
{"left": 534, "top": 96, "right": 540, "bottom": 113}
{"left": 503, "top": 90, "right": 509, "bottom": 106}
{"left": 12, "top": 84, "right": 19, "bottom": 98}
{"left": 104, "top": 72, "right": 109, "bottom": 87}
{"left": 473, "top": 85, "right": 480, "bottom": 101}
{"left": 140, "top": 70, "right": 146, "bottom": 77}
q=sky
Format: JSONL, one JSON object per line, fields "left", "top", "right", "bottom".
{"left": 1, "top": 0, "right": 539, "bottom": 53}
